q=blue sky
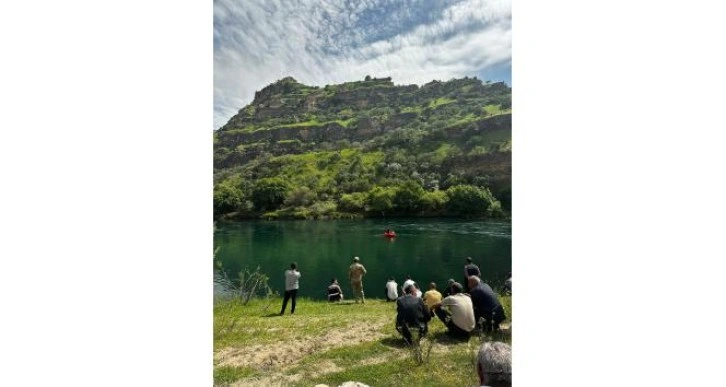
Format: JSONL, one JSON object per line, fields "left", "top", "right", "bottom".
{"left": 214, "top": 0, "right": 511, "bottom": 130}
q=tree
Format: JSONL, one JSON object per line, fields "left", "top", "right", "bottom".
{"left": 251, "top": 178, "right": 290, "bottom": 211}
{"left": 445, "top": 184, "right": 499, "bottom": 217}
{"left": 365, "top": 186, "right": 396, "bottom": 216}
{"left": 338, "top": 192, "right": 366, "bottom": 212}
{"left": 421, "top": 190, "right": 448, "bottom": 213}
{"left": 392, "top": 180, "right": 426, "bottom": 214}
{"left": 284, "top": 186, "right": 317, "bottom": 207}
{"left": 213, "top": 183, "right": 244, "bottom": 216}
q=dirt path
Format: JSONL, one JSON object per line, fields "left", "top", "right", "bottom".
{"left": 215, "top": 316, "right": 510, "bottom": 386}
{"left": 215, "top": 317, "right": 388, "bottom": 369}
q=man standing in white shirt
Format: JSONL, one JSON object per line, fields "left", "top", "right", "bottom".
{"left": 280, "top": 262, "right": 301, "bottom": 315}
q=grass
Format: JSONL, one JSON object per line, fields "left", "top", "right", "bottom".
{"left": 483, "top": 104, "right": 512, "bottom": 116}
{"left": 428, "top": 97, "right": 456, "bottom": 108}
{"left": 214, "top": 295, "right": 511, "bottom": 386}
{"left": 400, "top": 105, "right": 424, "bottom": 114}
{"left": 264, "top": 150, "right": 384, "bottom": 191}
{"left": 213, "top": 365, "right": 259, "bottom": 385}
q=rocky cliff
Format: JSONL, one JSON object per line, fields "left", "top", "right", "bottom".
{"left": 213, "top": 76, "right": 511, "bottom": 218}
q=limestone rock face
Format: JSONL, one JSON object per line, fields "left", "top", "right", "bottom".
{"left": 213, "top": 76, "right": 512, "bottom": 209}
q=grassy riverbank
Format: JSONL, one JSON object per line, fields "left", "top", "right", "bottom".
{"left": 213, "top": 295, "right": 511, "bottom": 386}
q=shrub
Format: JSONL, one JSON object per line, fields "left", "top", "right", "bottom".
{"left": 422, "top": 190, "right": 449, "bottom": 212}
{"left": 251, "top": 177, "right": 290, "bottom": 211}
{"left": 339, "top": 192, "right": 367, "bottom": 212}
{"left": 284, "top": 186, "right": 318, "bottom": 207}
{"left": 365, "top": 186, "right": 396, "bottom": 215}
{"left": 445, "top": 184, "right": 499, "bottom": 217}
{"left": 213, "top": 183, "right": 244, "bottom": 216}
{"left": 392, "top": 180, "right": 426, "bottom": 213}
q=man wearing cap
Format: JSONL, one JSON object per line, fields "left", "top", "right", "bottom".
{"left": 395, "top": 283, "right": 431, "bottom": 345}
{"left": 431, "top": 282, "right": 475, "bottom": 339}
{"left": 348, "top": 256, "right": 368, "bottom": 304}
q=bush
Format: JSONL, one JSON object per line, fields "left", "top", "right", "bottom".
{"left": 284, "top": 186, "right": 317, "bottom": 207}
{"left": 251, "top": 177, "right": 290, "bottom": 211}
{"left": 339, "top": 192, "right": 367, "bottom": 212}
{"left": 445, "top": 184, "right": 499, "bottom": 217}
{"left": 365, "top": 186, "right": 396, "bottom": 215}
{"left": 392, "top": 180, "right": 426, "bottom": 213}
{"left": 309, "top": 201, "right": 337, "bottom": 217}
{"left": 213, "top": 183, "right": 244, "bottom": 216}
{"left": 421, "top": 190, "right": 448, "bottom": 212}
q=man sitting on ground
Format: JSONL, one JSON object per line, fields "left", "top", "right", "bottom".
{"left": 442, "top": 278, "right": 456, "bottom": 298}
{"left": 476, "top": 342, "right": 512, "bottom": 387}
{"left": 395, "top": 284, "right": 431, "bottom": 345}
{"left": 430, "top": 282, "right": 475, "bottom": 339}
{"left": 385, "top": 277, "right": 398, "bottom": 302}
{"left": 401, "top": 275, "right": 415, "bottom": 296}
{"left": 422, "top": 282, "right": 443, "bottom": 317}
{"left": 328, "top": 278, "right": 343, "bottom": 302}
{"left": 503, "top": 272, "right": 512, "bottom": 295}
{"left": 468, "top": 276, "right": 506, "bottom": 332}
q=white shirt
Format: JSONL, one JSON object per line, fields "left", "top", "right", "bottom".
{"left": 441, "top": 293, "right": 475, "bottom": 332}
{"left": 385, "top": 281, "right": 398, "bottom": 299}
{"left": 284, "top": 269, "right": 300, "bottom": 291}
{"left": 402, "top": 279, "right": 415, "bottom": 292}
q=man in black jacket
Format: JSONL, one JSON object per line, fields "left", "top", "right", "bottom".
{"left": 395, "top": 284, "right": 431, "bottom": 345}
{"left": 468, "top": 275, "right": 506, "bottom": 332}
{"left": 463, "top": 257, "right": 481, "bottom": 292}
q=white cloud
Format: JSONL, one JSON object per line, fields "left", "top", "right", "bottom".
{"left": 213, "top": 0, "right": 511, "bottom": 129}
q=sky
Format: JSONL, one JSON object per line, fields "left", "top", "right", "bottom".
{"left": 213, "top": 0, "right": 511, "bottom": 130}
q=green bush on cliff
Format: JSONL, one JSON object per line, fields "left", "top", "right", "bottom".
{"left": 213, "top": 183, "right": 244, "bottom": 216}
{"left": 445, "top": 184, "right": 500, "bottom": 217}
{"left": 251, "top": 177, "right": 290, "bottom": 211}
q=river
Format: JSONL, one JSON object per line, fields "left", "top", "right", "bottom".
{"left": 214, "top": 218, "right": 511, "bottom": 299}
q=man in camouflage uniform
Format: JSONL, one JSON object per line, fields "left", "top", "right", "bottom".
{"left": 348, "top": 256, "right": 368, "bottom": 304}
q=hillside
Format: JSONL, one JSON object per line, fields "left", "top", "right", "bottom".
{"left": 213, "top": 76, "right": 511, "bottom": 220}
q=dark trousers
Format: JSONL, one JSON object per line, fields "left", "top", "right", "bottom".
{"left": 396, "top": 323, "right": 428, "bottom": 345}
{"left": 479, "top": 305, "right": 506, "bottom": 332}
{"left": 280, "top": 289, "right": 297, "bottom": 314}
{"left": 434, "top": 308, "right": 470, "bottom": 339}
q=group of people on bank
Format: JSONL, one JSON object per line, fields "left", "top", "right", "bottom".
{"left": 392, "top": 257, "right": 508, "bottom": 345}
{"left": 279, "top": 256, "right": 368, "bottom": 315}
{"left": 277, "top": 256, "right": 511, "bottom": 386}
{"left": 279, "top": 256, "right": 510, "bottom": 343}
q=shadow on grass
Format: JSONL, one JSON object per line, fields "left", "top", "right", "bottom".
{"left": 327, "top": 301, "right": 359, "bottom": 306}
{"left": 262, "top": 313, "right": 282, "bottom": 318}
{"left": 380, "top": 330, "right": 468, "bottom": 349}
{"left": 380, "top": 336, "right": 409, "bottom": 349}
{"left": 477, "top": 328, "right": 512, "bottom": 344}
{"left": 428, "top": 331, "right": 472, "bottom": 345}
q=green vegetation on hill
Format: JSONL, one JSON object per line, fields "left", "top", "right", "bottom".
{"left": 214, "top": 76, "right": 511, "bottom": 220}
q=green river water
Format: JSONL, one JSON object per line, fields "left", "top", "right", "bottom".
{"left": 214, "top": 218, "right": 511, "bottom": 299}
